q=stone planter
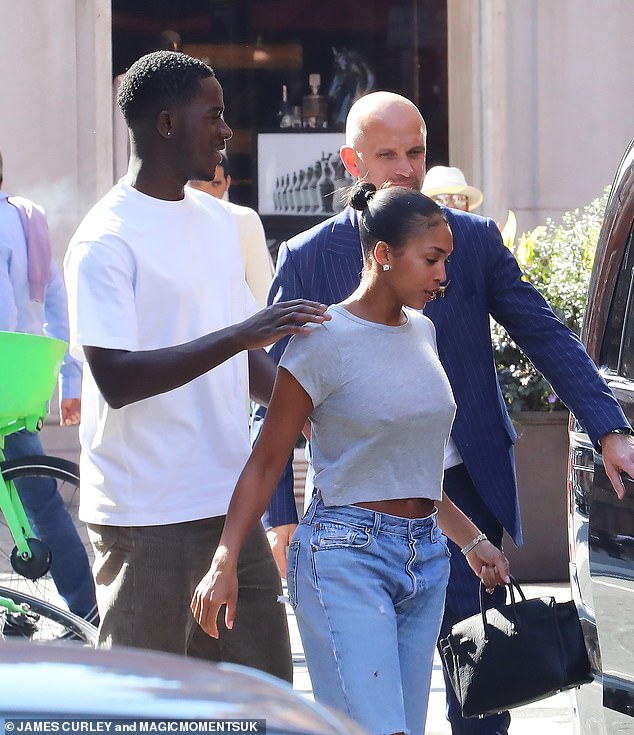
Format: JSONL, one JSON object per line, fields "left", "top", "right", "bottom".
{"left": 503, "top": 410, "right": 570, "bottom": 582}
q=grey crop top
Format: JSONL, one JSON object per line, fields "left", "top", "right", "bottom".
{"left": 279, "top": 304, "right": 456, "bottom": 506}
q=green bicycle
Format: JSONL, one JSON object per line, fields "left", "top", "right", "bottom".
{"left": 0, "top": 331, "right": 96, "bottom": 644}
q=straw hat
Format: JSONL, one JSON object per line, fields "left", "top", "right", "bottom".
{"left": 422, "top": 166, "right": 484, "bottom": 211}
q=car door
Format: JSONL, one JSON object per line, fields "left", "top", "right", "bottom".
{"left": 588, "top": 218, "right": 634, "bottom": 730}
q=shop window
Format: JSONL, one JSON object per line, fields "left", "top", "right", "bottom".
{"left": 112, "top": 0, "right": 448, "bottom": 249}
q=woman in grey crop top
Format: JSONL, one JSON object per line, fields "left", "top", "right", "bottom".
{"left": 193, "top": 184, "right": 510, "bottom": 735}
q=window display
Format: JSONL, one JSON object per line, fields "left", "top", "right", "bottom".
{"left": 112, "top": 0, "right": 448, "bottom": 249}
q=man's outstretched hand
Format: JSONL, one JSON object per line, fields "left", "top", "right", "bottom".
{"left": 600, "top": 432, "right": 634, "bottom": 500}
{"left": 238, "top": 300, "right": 330, "bottom": 351}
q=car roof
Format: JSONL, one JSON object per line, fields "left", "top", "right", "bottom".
{"left": 0, "top": 640, "right": 366, "bottom": 735}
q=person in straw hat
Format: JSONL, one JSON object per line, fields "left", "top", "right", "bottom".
{"left": 422, "top": 165, "right": 483, "bottom": 212}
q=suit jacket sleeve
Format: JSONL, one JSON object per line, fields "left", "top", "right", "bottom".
{"left": 253, "top": 240, "right": 305, "bottom": 528}
{"left": 483, "top": 219, "right": 628, "bottom": 444}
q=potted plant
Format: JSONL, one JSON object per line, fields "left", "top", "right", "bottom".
{"left": 492, "top": 190, "right": 608, "bottom": 580}
{"left": 493, "top": 190, "right": 608, "bottom": 411}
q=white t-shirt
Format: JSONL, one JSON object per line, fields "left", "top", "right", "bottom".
{"left": 64, "top": 181, "right": 257, "bottom": 526}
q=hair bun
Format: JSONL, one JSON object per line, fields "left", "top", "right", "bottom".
{"left": 348, "top": 182, "right": 377, "bottom": 211}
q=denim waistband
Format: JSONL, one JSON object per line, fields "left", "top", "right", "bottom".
{"left": 303, "top": 493, "right": 439, "bottom": 538}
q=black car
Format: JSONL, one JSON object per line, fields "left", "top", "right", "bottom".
{"left": 568, "top": 138, "right": 634, "bottom": 734}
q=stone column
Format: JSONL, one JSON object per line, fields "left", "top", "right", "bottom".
{"left": 447, "top": 0, "right": 509, "bottom": 224}
{"left": 448, "top": 0, "right": 634, "bottom": 233}
{"left": 0, "top": 0, "right": 112, "bottom": 261}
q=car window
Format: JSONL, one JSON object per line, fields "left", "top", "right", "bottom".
{"left": 619, "top": 255, "right": 634, "bottom": 378}
{"left": 600, "top": 224, "right": 634, "bottom": 373}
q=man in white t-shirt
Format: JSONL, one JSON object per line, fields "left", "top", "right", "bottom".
{"left": 64, "top": 51, "right": 328, "bottom": 677}
{"left": 189, "top": 152, "right": 274, "bottom": 307}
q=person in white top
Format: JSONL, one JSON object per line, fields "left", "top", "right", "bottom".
{"left": 189, "top": 152, "right": 274, "bottom": 307}
{"left": 64, "top": 50, "right": 329, "bottom": 675}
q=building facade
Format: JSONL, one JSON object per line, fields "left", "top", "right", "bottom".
{"left": 0, "top": 0, "right": 632, "bottom": 262}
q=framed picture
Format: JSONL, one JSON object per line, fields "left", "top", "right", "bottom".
{"left": 256, "top": 131, "right": 352, "bottom": 216}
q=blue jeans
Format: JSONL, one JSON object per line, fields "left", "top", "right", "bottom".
{"left": 3, "top": 430, "right": 97, "bottom": 619}
{"left": 288, "top": 495, "right": 451, "bottom": 735}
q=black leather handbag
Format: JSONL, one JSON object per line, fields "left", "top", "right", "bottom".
{"left": 438, "top": 577, "right": 592, "bottom": 718}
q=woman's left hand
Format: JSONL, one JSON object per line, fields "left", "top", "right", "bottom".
{"left": 465, "top": 540, "right": 510, "bottom": 592}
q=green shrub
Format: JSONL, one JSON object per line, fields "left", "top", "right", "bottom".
{"left": 492, "top": 189, "right": 609, "bottom": 412}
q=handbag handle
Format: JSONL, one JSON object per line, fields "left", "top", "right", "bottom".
{"left": 478, "top": 575, "right": 527, "bottom": 640}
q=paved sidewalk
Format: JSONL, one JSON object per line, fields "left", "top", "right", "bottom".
{"left": 287, "top": 582, "right": 575, "bottom": 735}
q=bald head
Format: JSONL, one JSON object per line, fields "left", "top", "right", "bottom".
{"left": 340, "top": 91, "right": 427, "bottom": 191}
{"left": 345, "top": 91, "right": 426, "bottom": 147}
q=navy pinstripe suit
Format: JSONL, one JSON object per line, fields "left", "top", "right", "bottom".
{"left": 252, "top": 205, "right": 628, "bottom": 733}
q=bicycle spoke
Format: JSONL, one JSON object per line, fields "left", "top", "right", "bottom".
{"left": 0, "top": 584, "right": 97, "bottom": 645}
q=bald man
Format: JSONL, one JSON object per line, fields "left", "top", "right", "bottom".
{"left": 253, "top": 91, "right": 634, "bottom": 734}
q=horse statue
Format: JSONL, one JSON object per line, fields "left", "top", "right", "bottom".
{"left": 327, "top": 47, "right": 375, "bottom": 129}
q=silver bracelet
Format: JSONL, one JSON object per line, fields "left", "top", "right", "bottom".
{"left": 461, "top": 533, "right": 488, "bottom": 556}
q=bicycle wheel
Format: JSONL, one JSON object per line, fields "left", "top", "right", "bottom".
{"left": 0, "top": 455, "right": 94, "bottom": 617}
{"left": 0, "top": 584, "right": 97, "bottom": 644}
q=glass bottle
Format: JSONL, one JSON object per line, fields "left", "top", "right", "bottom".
{"left": 309, "top": 159, "right": 322, "bottom": 212}
{"left": 294, "top": 169, "right": 305, "bottom": 212}
{"left": 288, "top": 171, "right": 298, "bottom": 212}
{"left": 317, "top": 152, "right": 334, "bottom": 213}
{"left": 302, "top": 74, "right": 328, "bottom": 129}
{"left": 291, "top": 105, "right": 303, "bottom": 128}
{"left": 277, "top": 84, "right": 292, "bottom": 128}
{"left": 281, "top": 173, "right": 291, "bottom": 212}
{"left": 301, "top": 165, "right": 314, "bottom": 213}
{"left": 330, "top": 153, "right": 347, "bottom": 212}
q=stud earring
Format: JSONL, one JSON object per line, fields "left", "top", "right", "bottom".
{"left": 166, "top": 131, "right": 172, "bottom": 137}
{"left": 382, "top": 263, "right": 391, "bottom": 272}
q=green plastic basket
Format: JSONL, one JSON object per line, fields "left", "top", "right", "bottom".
{"left": 0, "top": 331, "right": 67, "bottom": 425}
